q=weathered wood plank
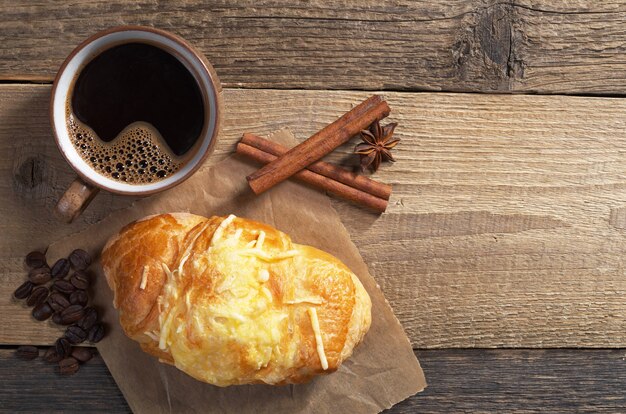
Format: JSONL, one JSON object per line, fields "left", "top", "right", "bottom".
{"left": 2, "top": 86, "right": 626, "bottom": 347}
{"left": 0, "top": 348, "right": 131, "bottom": 413}
{"left": 2, "top": 348, "right": 625, "bottom": 413}
{"left": 1, "top": 1, "right": 626, "bottom": 93}
{"left": 391, "top": 349, "right": 626, "bottom": 413}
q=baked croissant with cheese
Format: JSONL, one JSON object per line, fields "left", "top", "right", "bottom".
{"left": 101, "top": 213, "right": 371, "bottom": 386}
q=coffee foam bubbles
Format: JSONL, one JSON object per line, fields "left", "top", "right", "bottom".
{"left": 67, "top": 116, "right": 181, "bottom": 184}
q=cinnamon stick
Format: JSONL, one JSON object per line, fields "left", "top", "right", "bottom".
{"left": 237, "top": 143, "right": 388, "bottom": 213}
{"left": 246, "top": 95, "right": 390, "bottom": 195}
{"left": 241, "top": 133, "right": 392, "bottom": 200}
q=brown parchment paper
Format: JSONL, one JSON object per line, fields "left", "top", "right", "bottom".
{"left": 47, "top": 129, "right": 425, "bottom": 413}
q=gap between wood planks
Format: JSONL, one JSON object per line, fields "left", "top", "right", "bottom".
{"left": 2, "top": 79, "right": 626, "bottom": 99}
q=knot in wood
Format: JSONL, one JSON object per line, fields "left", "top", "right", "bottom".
{"left": 453, "top": 3, "right": 525, "bottom": 91}
{"left": 14, "top": 156, "right": 46, "bottom": 190}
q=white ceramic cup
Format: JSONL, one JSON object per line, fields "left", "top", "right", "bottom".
{"left": 50, "top": 26, "right": 222, "bottom": 223}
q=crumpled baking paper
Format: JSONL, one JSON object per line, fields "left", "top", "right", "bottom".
{"left": 47, "top": 129, "right": 425, "bottom": 413}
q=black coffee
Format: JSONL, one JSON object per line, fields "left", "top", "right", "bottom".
{"left": 67, "top": 42, "right": 205, "bottom": 184}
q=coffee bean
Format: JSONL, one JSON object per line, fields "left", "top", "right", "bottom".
{"left": 13, "top": 281, "right": 34, "bottom": 300}
{"left": 65, "top": 325, "right": 87, "bottom": 344}
{"left": 32, "top": 301, "right": 53, "bottom": 321}
{"left": 58, "top": 357, "right": 80, "bottom": 375}
{"left": 43, "top": 347, "right": 63, "bottom": 363}
{"left": 55, "top": 337, "right": 72, "bottom": 358}
{"left": 71, "top": 347, "right": 94, "bottom": 363}
{"left": 69, "top": 249, "right": 91, "bottom": 271}
{"left": 52, "top": 312, "right": 63, "bottom": 325}
{"left": 47, "top": 292, "right": 70, "bottom": 312}
{"left": 51, "top": 279, "right": 75, "bottom": 295}
{"left": 78, "top": 307, "right": 98, "bottom": 330}
{"left": 60, "top": 304, "right": 84, "bottom": 325}
{"left": 70, "top": 290, "right": 88, "bottom": 306}
{"left": 88, "top": 323, "right": 105, "bottom": 343}
{"left": 50, "top": 258, "right": 70, "bottom": 279}
{"left": 28, "top": 266, "right": 51, "bottom": 285}
{"left": 25, "top": 251, "right": 47, "bottom": 269}
{"left": 26, "top": 286, "right": 49, "bottom": 307}
{"left": 70, "top": 271, "right": 90, "bottom": 290}
{"left": 16, "top": 345, "right": 38, "bottom": 360}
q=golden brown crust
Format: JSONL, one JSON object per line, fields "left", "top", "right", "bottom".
{"left": 101, "top": 213, "right": 371, "bottom": 386}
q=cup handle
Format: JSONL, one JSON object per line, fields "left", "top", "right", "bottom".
{"left": 55, "top": 177, "right": 99, "bottom": 223}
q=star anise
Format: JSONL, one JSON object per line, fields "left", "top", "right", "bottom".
{"left": 354, "top": 120, "right": 400, "bottom": 172}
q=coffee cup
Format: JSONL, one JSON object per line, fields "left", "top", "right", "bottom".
{"left": 50, "top": 26, "right": 222, "bottom": 223}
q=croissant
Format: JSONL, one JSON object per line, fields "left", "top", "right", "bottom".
{"left": 101, "top": 213, "right": 371, "bottom": 386}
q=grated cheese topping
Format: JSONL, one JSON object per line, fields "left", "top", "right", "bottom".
{"left": 262, "top": 287, "right": 273, "bottom": 302}
{"left": 211, "top": 310, "right": 247, "bottom": 323}
{"left": 154, "top": 214, "right": 321, "bottom": 385}
{"left": 308, "top": 307, "right": 328, "bottom": 370}
{"left": 233, "top": 228, "right": 243, "bottom": 240}
{"left": 284, "top": 296, "right": 324, "bottom": 305}
{"left": 258, "top": 269, "right": 270, "bottom": 282}
{"left": 159, "top": 308, "right": 176, "bottom": 349}
{"left": 144, "top": 331, "right": 159, "bottom": 341}
{"left": 255, "top": 230, "right": 266, "bottom": 249}
{"left": 161, "top": 262, "right": 174, "bottom": 281}
{"left": 211, "top": 214, "right": 237, "bottom": 245}
{"left": 158, "top": 262, "right": 181, "bottom": 350}
{"left": 178, "top": 221, "right": 212, "bottom": 274}
{"left": 156, "top": 221, "right": 216, "bottom": 350}
{"left": 139, "top": 265, "right": 149, "bottom": 290}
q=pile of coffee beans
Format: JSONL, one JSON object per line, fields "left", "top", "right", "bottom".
{"left": 13, "top": 248, "right": 105, "bottom": 375}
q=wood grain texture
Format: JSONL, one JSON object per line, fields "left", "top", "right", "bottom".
{"left": 2, "top": 86, "right": 626, "bottom": 348}
{"left": 2, "top": 348, "right": 625, "bottom": 413}
{"left": 0, "top": 348, "right": 131, "bottom": 413}
{"left": 1, "top": 1, "right": 626, "bottom": 93}
{"left": 391, "top": 349, "right": 626, "bottom": 413}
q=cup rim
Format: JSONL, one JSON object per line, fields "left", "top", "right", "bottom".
{"left": 50, "top": 25, "right": 222, "bottom": 196}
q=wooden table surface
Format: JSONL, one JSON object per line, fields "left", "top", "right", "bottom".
{"left": 2, "top": 1, "right": 626, "bottom": 412}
